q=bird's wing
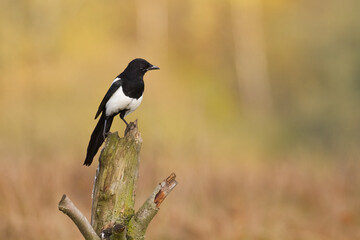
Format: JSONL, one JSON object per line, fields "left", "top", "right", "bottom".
{"left": 95, "top": 78, "right": 122, "bottom": 119}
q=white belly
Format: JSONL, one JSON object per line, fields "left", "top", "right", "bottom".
{"left": 124, "top": 96, "right": 143, "bottom": 117}
{"left": 105, "top": 86, "right": 143, "bottom": 116}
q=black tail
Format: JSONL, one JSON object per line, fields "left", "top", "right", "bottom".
{"left": 84, "top": 114, "right": 113, "bottom": 166}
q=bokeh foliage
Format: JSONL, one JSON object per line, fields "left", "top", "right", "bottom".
{"left": 0, "top": 0, "right": 359, "bottom": 239}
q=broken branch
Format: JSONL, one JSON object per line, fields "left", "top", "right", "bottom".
{"left": 127, "top": 173, "right": 177, "bottom": 240}
{"left": 58, "top": 194, "right": 100, "bottom": 240}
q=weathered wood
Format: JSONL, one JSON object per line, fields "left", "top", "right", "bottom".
{"left": 91, "top": 121, "right": 142, "bottom": 235}
{"left": 59, "top": 121, "right": 177, "bottom": 240}
{"left": 127, "top": 173, "right": 178, "bottom": 240}
{"left": 58, "top": 195, "right": 100, "bottom": 240}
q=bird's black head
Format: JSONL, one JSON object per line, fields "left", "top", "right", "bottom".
{"left": 122, "top": 58, "right": 159, "bottom": 78}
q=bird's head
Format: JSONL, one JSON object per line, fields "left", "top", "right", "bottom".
{"left": 123, "top": 58, "right": 159, "bottom": 78}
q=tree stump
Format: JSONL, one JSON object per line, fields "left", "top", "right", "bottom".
{"left": 58, "top": 121, "right": 177, "bottom": 240}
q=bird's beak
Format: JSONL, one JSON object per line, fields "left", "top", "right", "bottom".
{"left": 147, "top": 65, "right": 160, "bottom": 71}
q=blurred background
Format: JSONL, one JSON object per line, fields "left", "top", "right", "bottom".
{"left": 1, "top": 0, "right": 359, "bottom": 239}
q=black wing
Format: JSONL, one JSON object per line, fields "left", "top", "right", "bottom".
{"left": 94, "top": 79, "right": 122, "bottom": 119}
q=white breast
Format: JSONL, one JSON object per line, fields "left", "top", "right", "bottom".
{"left": 124, "top": 95, "right": 143, "bottom": 117}
{"left": 105, "top": 86, "right": 143, "bottom": 117}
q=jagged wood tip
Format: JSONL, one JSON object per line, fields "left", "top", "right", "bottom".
{"left": 155, "top": 172, "right": 178, "bottom": 207}
{"left": 124, "top": 119, "right": 140, "bottom": 137}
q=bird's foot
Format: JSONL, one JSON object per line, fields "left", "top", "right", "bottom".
{"left": 124, "top": 124, "right": 130, "bottom": 136}
{"left": 103, "top": 131, "right": 111, "bottom": 139}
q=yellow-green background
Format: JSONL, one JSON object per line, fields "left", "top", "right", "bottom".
{"left": 1, "top": 0, "right": 359, "bottom": 239}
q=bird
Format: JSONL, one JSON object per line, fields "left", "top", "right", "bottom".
{"left": 84, "top": 58, "right": 159, "bottom": 166}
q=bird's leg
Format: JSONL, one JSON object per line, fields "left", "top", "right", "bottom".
{"left": 120, "top": 112, "right": 129, "bottom": 127}
{"left": 103, "top": 119, "right": 108, "bottom": 139}
{"left": 120, "top": 112, "right": 132, "bottom": 136}
{"left": 120, "top": 116, "right": 129, "bottom": 127}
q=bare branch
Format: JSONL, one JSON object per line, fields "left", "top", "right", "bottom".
{"left": 127, "top": 173, "right": 178, "bottom": 240}
{"left": 58, "top": 194, "right": 100, "bottom": 240}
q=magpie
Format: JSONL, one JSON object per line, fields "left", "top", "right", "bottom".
{"left": 84, "top": 58, "right": 159, "bottom": 166}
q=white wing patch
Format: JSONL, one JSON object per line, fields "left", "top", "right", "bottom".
{"left": 112, "top": 77, "right": 121, "bottom": 84}
{"left": 105, "top": 86, "right": 143, "bottom": 117}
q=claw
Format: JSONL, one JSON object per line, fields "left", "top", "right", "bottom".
{"left": 103, "top": 131, "right": 110, "bottom": 139}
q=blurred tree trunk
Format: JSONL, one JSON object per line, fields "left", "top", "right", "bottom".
{"left": 59, "top": 122, "right": 177, "bottom": 240}
{"left": 231, "top": 0, "right": 273, "bottom": 115}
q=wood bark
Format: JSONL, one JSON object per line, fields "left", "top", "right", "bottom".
{"left": 58, "top": 121, "right": 177, "bottom": 240}
{"left": 91, "top": 122, "right": 142, "bottom": 235}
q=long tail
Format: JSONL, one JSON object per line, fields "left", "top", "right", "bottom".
{"left": 84, "top": 114, "right": 113, "bottom": 166}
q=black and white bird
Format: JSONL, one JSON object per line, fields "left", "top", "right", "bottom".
{"left": 84, "top": 58, "right": 159, "bottom": 166}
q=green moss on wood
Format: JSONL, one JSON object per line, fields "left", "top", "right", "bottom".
{"left": 91, "top": 124, "right": 142, "bottom": 235}
{"left": 126, "top": 185, "right": 160, "bottom": 240}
